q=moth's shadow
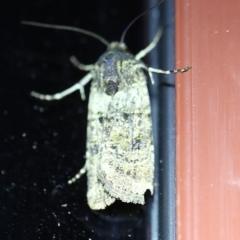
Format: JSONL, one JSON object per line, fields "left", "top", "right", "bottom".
{"left": 71, "top": 192, "right": 152, "bottom": 238}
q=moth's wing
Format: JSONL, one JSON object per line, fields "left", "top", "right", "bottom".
{"left": 97, "top": 79, "right": 154, "bottom": 205}
{"left": 85, "top": 150, "right": 116, "bottom": 210}
{"left": 85, "top": 87, "right": 117, "bottom": 210}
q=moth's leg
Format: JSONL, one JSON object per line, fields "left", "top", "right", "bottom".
{"left": 148, "top": 66, "right": 192, "bottom": 75}
{"left": 135, "top": 28, "right": 162, "bottom": 60}
{"left": 148, "top": 71, "right": 155, "bottom": 85}
{"left": 70, "top": 56, "right": 94, "bottom": 71}
{"left": 133, "top": 63, "right": 156, "bottom": 84}
{"left": 31, "top": 72, "right": 92, "bottom": 101}
{"left": 68, "top": 163, "right": 87, "bottom": 184}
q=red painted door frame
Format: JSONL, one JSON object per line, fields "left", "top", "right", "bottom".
{"left": 176, "top": 0, "right": 240, "bottom": 239}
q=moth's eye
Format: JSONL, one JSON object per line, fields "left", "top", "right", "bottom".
{"left": 105, "top": 80, "right": 119, "bottom": 96}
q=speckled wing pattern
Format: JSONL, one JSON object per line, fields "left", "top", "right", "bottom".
{"left": 85, "top": 50, "right": 154, "bottom": 210}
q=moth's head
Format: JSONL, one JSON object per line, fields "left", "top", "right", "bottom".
{"left": 108, "top": 42, "right": 127, "bottom": 51}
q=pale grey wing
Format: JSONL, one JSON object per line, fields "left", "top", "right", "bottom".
{"left": 97, "top": 79, "right": 154, "bottom": 205}
{"left": 85, "top": 87, "right": 116, "bottom": 210}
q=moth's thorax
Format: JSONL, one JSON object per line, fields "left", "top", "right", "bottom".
{"left": 93, "top": 48, "right": 142, "bottom": 96}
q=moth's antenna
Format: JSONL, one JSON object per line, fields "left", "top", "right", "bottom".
{"left": 21, "top": 21, "right": 110, "bottom": 47}
{"left": 120, "top": 0, "right": 164, "bottom": 44}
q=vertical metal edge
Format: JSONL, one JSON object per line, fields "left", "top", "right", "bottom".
{"left": 146, "top": 0, "right": 160, "bottom": 239}
{"left": 159, "top": 1, "right": 176, "bottom": 240}
{"left": 147, "top": 0, "right": 176, "bottom": 239}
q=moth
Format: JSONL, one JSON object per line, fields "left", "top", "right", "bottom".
{"left": 23, "top": 4, "right": 190, "bottom": 210}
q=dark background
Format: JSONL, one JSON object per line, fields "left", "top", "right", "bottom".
{"left": 1, "top": 0, "right": 176, "bottom": 239}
